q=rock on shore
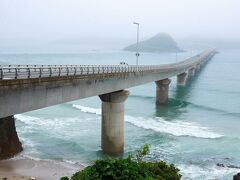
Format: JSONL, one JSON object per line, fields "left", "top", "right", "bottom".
{"left": 0, "top": 116, "right": 23, "bottom": 159}
{"left": 233, "top": 173, "right": 240, "bottom": 180}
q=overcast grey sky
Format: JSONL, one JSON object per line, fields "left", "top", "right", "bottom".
{"left": 0, "top": 0, "right": 239, "bottom": 40}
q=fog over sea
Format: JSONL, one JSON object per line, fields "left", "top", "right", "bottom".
{"left": 1, "top": 48, "right": 240, "bottom": 179}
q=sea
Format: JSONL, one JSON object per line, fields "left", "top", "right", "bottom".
{"left": 0, "top": 49, "right": 240, "bottom": 179}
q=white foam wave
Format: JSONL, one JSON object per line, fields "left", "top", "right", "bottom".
{"left": 15, "top": 114, "right": 80, "bottom": 127}
{"left": 126, "top": 116, "right": 223, "bottom": 139}
{"left": 179, "top": 164, "right": 239, "bottom": 180}
{"left": 72, "top": 104, "right": 101, "bottom": 115}
{"left": 15, "top": 114, "right": 40, "bottom": 125}
{"left": 15, "top": 114, "right": 97, "bottom": 141}
{"left": 72, "top": 105, "right": 223, "bottom": 139}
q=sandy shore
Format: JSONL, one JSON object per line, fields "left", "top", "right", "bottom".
{"left": 0, "top": 157, "right": 84, "bottom": 180}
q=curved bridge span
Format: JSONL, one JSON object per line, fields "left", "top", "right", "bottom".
{"left": 0, "top": 49, "right": 216, "bottom": 155}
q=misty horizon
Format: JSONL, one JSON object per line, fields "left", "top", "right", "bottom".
{"left": 1, "top": 0, "right": 240, "bottom": 52}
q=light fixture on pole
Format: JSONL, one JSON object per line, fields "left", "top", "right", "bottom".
{"left": 133, "top": 22, "right": 140, "bottom": 66}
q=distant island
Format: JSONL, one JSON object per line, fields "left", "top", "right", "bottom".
{"left": 124, "top": 32, "right": 184, "bottom": 53}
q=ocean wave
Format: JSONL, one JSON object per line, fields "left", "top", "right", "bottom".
{"left": 15, "top": 106, "right": 224, "bottom": 139}
{"left": 71, "top": 104, "right": 223, "bottom": 139}
{"left": 178, "top": 164, "right": 238, "bottom": 180}
{"left": 15, "top": 114, "right": 80, "bottom": 127}
{"left": 15, "top": 114, "right": 94, "bottom": 140}
{"left": 15, "top": 114, "right": 40, "bottom": 125}
{"left": 72, "top": 104, "right": 101, "bottom": 115}
{"left": 125, "top": 116, "right": 223, "bottom": 139}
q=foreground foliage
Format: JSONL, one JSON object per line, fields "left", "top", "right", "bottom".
{"left": 61, "top": 145, "right": 181, "bottom": 180}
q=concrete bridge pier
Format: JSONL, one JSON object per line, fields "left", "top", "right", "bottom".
{"left": 177, "top": 72, "right": 188, "bottom": 86}
{"left": 197, "top": 64, "right": 201, "bottom": 70}
{"left": 99, "top": 90, "right": 129, "bottom": 155}
{"left": 188, "top": 68, "right": 196, "bottom": 77}
{"left": 155, "top": 79, "right": 171, "bottom": 105}
{"left": 0, "top": 116, "right": 22, "bottom": 159}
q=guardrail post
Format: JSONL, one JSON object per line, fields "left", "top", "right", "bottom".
{"left": 0, "top": 68, "right": 3, "bottom": 79}
{"left": 87, "top": 66, "right": 89, "bottom": 74}
{"left": 66, "top": 67, "right": 69, "bottom": 76}
{"left": 15, "top": 68, "right": 18, "bottom": 79}
{"left": 58, "top": 67, "right": 61, "bottom": 76}
{"left": 49, "top": 68, "right": 52, "bottom": 77}
{"left": 74, "top": 67, "right": 77, "bottom": 75}
{"left": 39, "top": 68, "right": 42, "bottom": 78}
{"left": 80, "top": 67, "right": 83, "bottom": 75}
{"left": 27, "top": 68, "right": 31, "bottom": 78}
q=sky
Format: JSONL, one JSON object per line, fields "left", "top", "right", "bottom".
{"left": 0, "top": 0, "right": 239, "bottom": 41}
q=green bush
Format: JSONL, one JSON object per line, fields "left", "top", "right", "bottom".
{"left": 62, "top": 144, "right": 181, "bottom": 180}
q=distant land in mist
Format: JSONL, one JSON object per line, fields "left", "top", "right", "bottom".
{"left": 123, "top": 33, "right": 184, "bottom": 53}
{"left": 0, "top": 35, "right": 240, "bottom": 53}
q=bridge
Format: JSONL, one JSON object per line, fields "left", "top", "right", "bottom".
{"left": 0, "top": 49, "right": 216, "bottom": 158}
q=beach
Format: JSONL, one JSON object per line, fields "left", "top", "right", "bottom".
{"left": 0, "top": 157, "right": 83, "bottom": 180}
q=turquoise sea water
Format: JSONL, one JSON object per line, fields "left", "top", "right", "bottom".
{"left": 0, "top": 49, "right": 240, "bottom": 179}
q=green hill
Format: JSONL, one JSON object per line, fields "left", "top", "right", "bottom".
{"left": 124, "top": 33, "right": 183, "bottom": 53}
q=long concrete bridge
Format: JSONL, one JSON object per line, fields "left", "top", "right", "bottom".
{"left": 0, "top": 49, "right": 216, "bottom": 158}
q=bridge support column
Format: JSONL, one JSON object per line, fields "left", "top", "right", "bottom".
{"left": 177, "top": 72, "right": 187, "bottom": 86}
{"left": 196, "top": 64, "right": 201, "bottom": 71}
{"left": 0, "top": 116, "right": 22, "bottom": 159}
{"left": 99, "top": 90, "right": 129, "bottom": 155}
{"left": 155, "top": 79, "right": 171, "bottom": 105}
{"left": 188, "top": 68, "right": 196, "bottom": 77}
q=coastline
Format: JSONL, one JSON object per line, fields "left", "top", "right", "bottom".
{"left": 0, "top": 157, "right": 84, "bottom": 180}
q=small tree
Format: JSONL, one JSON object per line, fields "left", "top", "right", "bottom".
{"left": 62, "top": 144, "right": 181, "bottom": 180}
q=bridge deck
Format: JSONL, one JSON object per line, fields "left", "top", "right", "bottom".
{"left": 0, "top": 49, "right": 216, "bottom": 118}
{"left": 0, "top": 49, "right": 215, "bottom": 81}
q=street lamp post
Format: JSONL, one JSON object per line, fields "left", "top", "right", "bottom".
{"left": 175, "top": 50, "right": 178, "bottom": 62}
{"left": 133, "top": 22, "right": 140, "bottom": 66}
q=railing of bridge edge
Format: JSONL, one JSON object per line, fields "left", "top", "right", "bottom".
{"left": 0, "top": 50, "right": 216, "bottom": 80}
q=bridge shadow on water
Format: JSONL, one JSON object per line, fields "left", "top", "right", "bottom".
{"left": 155, "top": 60, "right": 212, "bottom": 120}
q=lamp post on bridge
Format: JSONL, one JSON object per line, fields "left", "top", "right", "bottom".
{"left": 175, "top": 49, "right": 178, "bottom": 62}
{"left": 133, "top": 22, "right": 140, "bottom": 66}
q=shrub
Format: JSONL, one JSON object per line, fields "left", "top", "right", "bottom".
{"left": 62, "top": 144, "right": 181, "bottom": 180}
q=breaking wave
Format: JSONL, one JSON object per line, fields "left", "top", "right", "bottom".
{"left": 71, "top": 105, "right": 223, "bottom": 139}
{"left": 72, "top": 104, "right": 101, "bottom": 115}
{"left": 178, "top": 164, "right": 238, "bottom": 180}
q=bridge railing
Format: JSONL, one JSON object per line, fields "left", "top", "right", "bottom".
{"left": 0, "top": 65, "right": 150, "bottom": 80}
{"left": 0, "top": 50, "right": 216, "bottom": 80}
{"left": 0, "top": 64, "right": 191, "bottom": 80}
